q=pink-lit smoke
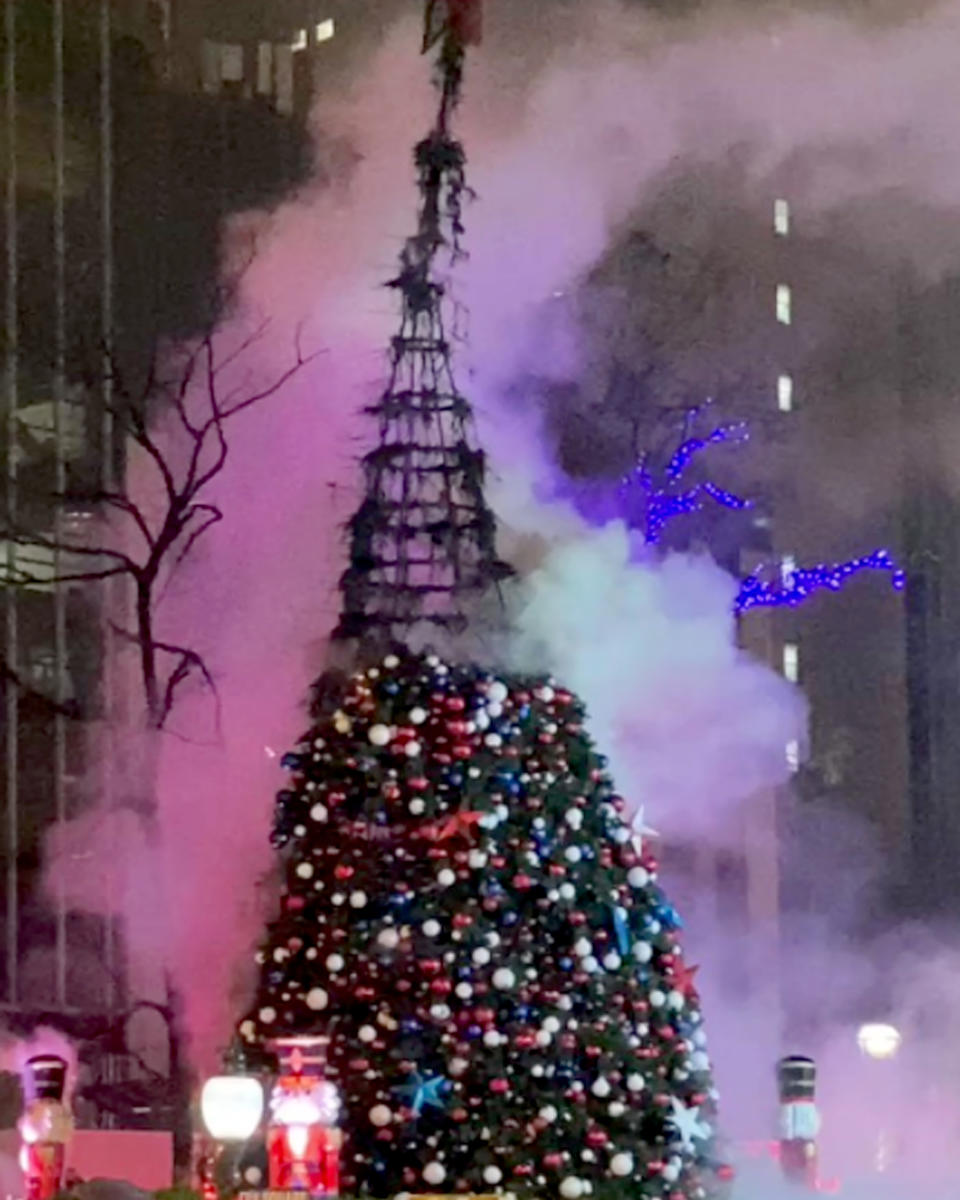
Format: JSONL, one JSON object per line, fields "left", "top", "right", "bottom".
{"left": 40, "top": 0, "right": 960, "bottom": 1192}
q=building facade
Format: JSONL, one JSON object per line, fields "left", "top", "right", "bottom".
{"left": 0, "top": 0, "right": 322, "bottom": 1129}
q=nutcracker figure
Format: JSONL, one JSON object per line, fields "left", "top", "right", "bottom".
{"left": 267, "top": 1037, "right": 341, "bottom": 1195}
{"left": 777, "top": 1055, "right": 820, "bottom": 1188}
{"left": 18, "top": 1055, "right": 74, "bottom": 1200}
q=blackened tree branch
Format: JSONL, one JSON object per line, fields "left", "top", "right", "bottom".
{"left": 2, "top": 324, "right": 315, "bottom": 731}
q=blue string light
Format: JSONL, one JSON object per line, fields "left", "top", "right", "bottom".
{"left": 617, "top": 407, "right": 752, "bottom": 545}
{"left": 735, "top": 550, "right": 907, "bottom": 614}
{"left": 609, "top": 402, "right": 908, "bottom": 611}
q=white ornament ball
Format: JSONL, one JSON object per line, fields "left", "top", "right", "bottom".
{"left": 239, "top": 1019, "right": 255, "bottom": 1041}
{"left": 539, "top": 1105, "right": 558, "bottom": 1123}
{"left": 574, "top": 938, "right": 593, "bottom": 958}
{"left": 565, "top": 809, "right": 584, "bottom": 830}
{"left": 377, "top": 928, "right": 400, "bottom": 950}
{"left": 468, "top": 850, "right": 488, "bottom": 869}
{"left": 565, "top": 846, "right": 582, "bottom": 863}
{"left": 306, "top": 988, "right": 328, "bottom": 1011}
{"left": 488, "top": 681, "right": 509, "bottom": 704}
{"left": 437, "top": 869, "right": 456, "bottom": 888}
{"left": 649, "top": 989, "right": 666, "bottom": 1008}
{"left": 368, "top": 724, "right": 391, "bottom": 746}
{"left": 591, "top": 1077, "right": 611, "bottom": 1098}
{"left": 542, "top": 1016, "right": 561, "bottom": 1034}
{"left": 485, "top": 733, "right": 503, "bottom": 749}
{"left": 559, "top": 1177, "right": 584, "bottom": 1199}
{"left": 627, "top": 866, "right": 650, "bottom": 889}
{"left": 369, "top": 1104, "right": 392, "bottom": 1126}
{"left": 310, "top": 803, "right": 328, "bottom": 822}
{"left": 691, "top": 1050, "right": 711, "bottom": 1071}
{"left": 559, "top": 883, "right": 576, "bottom": 901}
{"left": 662, "top": 1163, "right": 681, "bottom": 1184}
{"left": 610, "top": 1153, "right": 634, "bottom": 1178}
{"left": 626, "top": 1073, "right": 645, "bottom": 1093}
{"left": 536, "top": 1030, "right": 552, "bottom": 1047}
{"left": 383, "top": 654, "right": 400, "bottom": 669}
{"left": 243, "top": 1167, "right": 262, "bottom": 1185}
{"left": 608, "top": 1101, "right": 626, "bottom": 1118}
{"left": 423, "top": 919, "right": 442, "bottom": 937}
{"left": 583, "top": 956, "right": 600, "bottom": 974}
{"left": 668, "top": 989, "right": 685, "bottom": 1009}
{"left": 409, "top": 706, "right": 427, "bottom": 725}
{"left": 455, "top": 982, "right": 473, "bottom": 999}
{"left": 404, "top": 741, "right": 421, "bottom": 758}
{"left": 423, "top": 1163, "right": 446, "bottom": 1186}
{"left": 259, "top": 1006, "right": 277, "bottom": 1024}
{"left": 295, "top": 862, "right": 314, "bottom": 879}
{"left": 483, "top": 1030, "right": 502, "bottom": 1048}
{"left": 326, "top": 953, "right": 345, "bottom": 972}
{"left": 633, "top": 941, "right": 653, "bottom": 963}
{"left": 479, "top": 1166, "right": 502, "bottom": 1186}
{"left": 493, "top": 967, "right": 516, "bottom": 990}
{"left": 449, "top": 1057, "right": 469, "bottom": 1076}
{"left": 409, "top": 798, "right": 426, "bottom": 816}
{"left": 359, "top": 1025, "right": 377, "bottom": 1043}
{"left": 350, "top": 890, "right": 368, "bottom": 908}
{"left": 472, "top": 947, "right": 491, "bottom": 966}
{"left": 603, "top": 952, "right": 622, "bottom": 970}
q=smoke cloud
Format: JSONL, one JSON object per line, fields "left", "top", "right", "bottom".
{"left": 36, "top": 1, "right": 960, "bottom": 1192}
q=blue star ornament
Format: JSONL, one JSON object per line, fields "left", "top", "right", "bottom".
{"left": 668, "top": 1097, "right": 712, "bottom": 1153}
{"left": 394, "top": 1072, "right": 450, "bottom": 1116}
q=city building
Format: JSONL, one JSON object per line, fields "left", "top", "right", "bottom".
{"left": 0, "top": 0, "right": 320, "bottom": 1131}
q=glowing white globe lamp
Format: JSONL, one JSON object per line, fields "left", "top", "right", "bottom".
{"left": 856, "top": 1023, "right": 902, "bottom": 1061}
{"left": 201, "top": 1074, "right": 264, "bottom": 1141}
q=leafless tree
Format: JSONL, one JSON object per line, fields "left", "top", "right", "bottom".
{"left": 2, "top": 321, "right": 315, "bottom": 731}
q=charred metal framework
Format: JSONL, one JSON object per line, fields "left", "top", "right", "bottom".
{"left": 335, "top": 19, "right": 510, "bottom": 643}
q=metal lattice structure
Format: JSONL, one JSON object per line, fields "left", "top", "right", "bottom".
{"left": 335, "top": 17, "right": 511, "bottom": 643}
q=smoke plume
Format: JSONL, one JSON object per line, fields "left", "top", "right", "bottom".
{"left": 37, "top": 2, "right": 960, "bottom": 1193}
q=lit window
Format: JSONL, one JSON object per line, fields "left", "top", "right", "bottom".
{"left": 291, "top": 27, "right": 307, "bottom": 51}
{"left": 786, "top": 740, "right": 800, "bottom": 773}
{"left": 776, "top": 284, "right": 792, "bottom": 325}
{"left": 774, "top": 198, "right": 790, "bottom": 236}
{"left": 777, "top": 373, "right": 793, "bottom": 412}
{"left": 782, "top": 642, "right": 799, "bottom": 684}
{"left": 315, "top": 18, "right": 335, "bottom": 42}
{"left": 781, "top": 555, "right": 796, "bottom": 585}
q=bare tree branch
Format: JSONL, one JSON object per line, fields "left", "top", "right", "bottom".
{"left": 4, "top": 325, "right": 313, "bottom": 734}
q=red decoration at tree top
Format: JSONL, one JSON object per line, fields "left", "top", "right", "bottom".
{"left": 424, "top": 0, "right": 483, "bottom": 50}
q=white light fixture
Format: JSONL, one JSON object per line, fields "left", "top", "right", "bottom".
{"left": 201, "top": 1075, "right": 264, "bottom": 1141}
{"left": 774, "top": 198, "right": 790, "bottom": 236}
{"left": 291, "top": 28, "right": 308, "bottom": 52}
{"left": 857, "top": 1023, "right": 902, "bottom": 1061}
{"left": 315, "top": 18, "right": 335, "bottom": 42}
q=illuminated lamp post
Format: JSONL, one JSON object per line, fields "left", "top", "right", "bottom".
{"left": 267, "top": 1036, "right": 341, "bottom": 1195}
{"left": 199, "top": 1047, "right": 264, "bottom": 1198}
{"left": 857, "top": 1023, "right": 901, "bottom": 1172}
{"left": 777, "top": 1055, "right": 820, "bottom": 1188}
{"left": 857, "top": 1022, "right": 901, "bottom": 1063}
{"left": 18, "top": 1055, "right": 74, "bottom": 1200}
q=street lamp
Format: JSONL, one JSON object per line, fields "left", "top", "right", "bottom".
{"left": 200, "top": 1074, "right": 264, "bottom": 1142}
{"left": 856, "top": 1023, "right": 902, "bottom": 1172}
{"left": 199, "top": 1048, "right": 264, "bottom": 1198}
{"left": 857, "top": 1023, "right": 902, "bottom": 1062}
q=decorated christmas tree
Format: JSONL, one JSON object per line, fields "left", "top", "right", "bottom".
{"left": 237, "top": 5, "right": 728, "bottom": 1198}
